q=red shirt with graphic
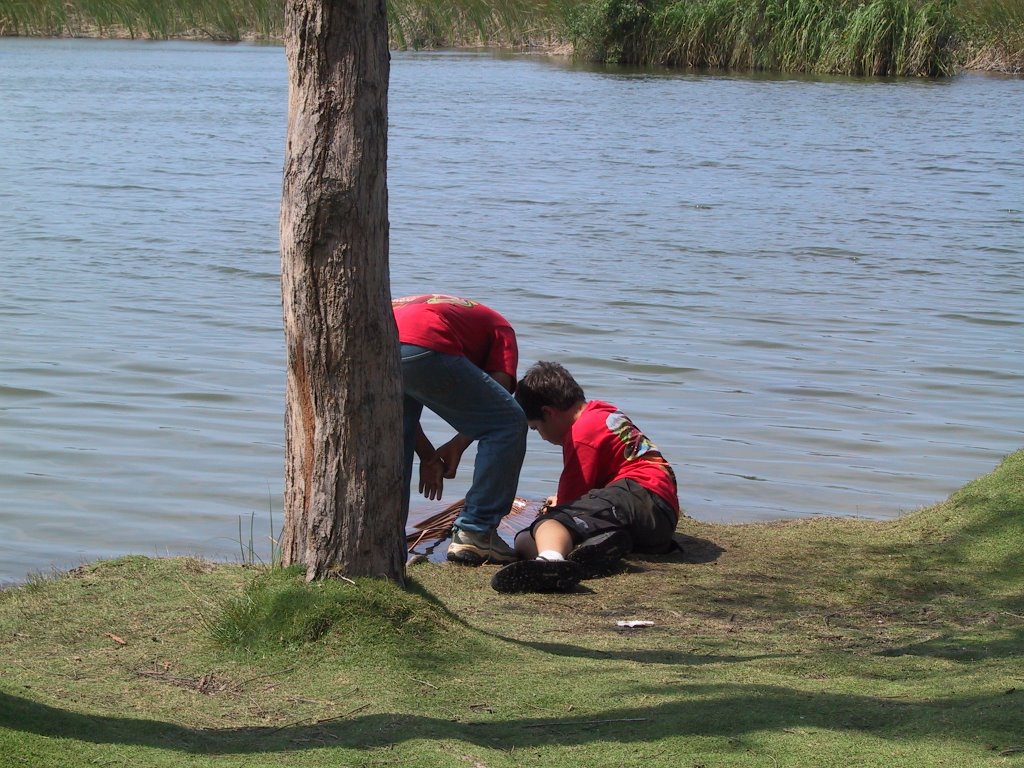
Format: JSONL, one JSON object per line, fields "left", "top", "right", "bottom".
{"left": 392, "top": 294, "right": 518, "bottom": 379}
{"left": 557, "top": 400, "right": 679, "bottom": 517}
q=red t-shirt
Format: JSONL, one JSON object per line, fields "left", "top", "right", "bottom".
{"left": 392, "top": 294, "right": 518, "bottom": 379}
{"left": 558, "top": 400, "right": 680, "bottom": 517}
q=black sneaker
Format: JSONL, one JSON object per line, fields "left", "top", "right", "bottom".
{"left": 567, "top": 529, "right": 633, "bottom": 577}
{"left": 491, "top": 559, "right": 585, "bottom": 593}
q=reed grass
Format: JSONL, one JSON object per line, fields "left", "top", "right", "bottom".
{"left": 387, "top": 0, "right": 578, "bottom": 49}
{"left": 0, "top": 0, "right": 284, "bottom": 40}
{"left": 235, "top": 491, "right": 282, "bottom": 568}
{"left": 578, "top": 0, "right": 958, "bottom": 75}
{"left": 956, "top": 0, "right": 1024, "bottom": 70}
{"left": 0, "top": 0, "right": 1019, "bottom": 74}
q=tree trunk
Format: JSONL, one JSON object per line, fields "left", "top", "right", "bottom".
{"left": 279, "top": 0, "right": 404, "bottom": 583}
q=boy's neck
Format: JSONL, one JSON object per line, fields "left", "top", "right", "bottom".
{"left": 568, "top": 399, "right": 587, "bottom": 422}
{"left": 552, "top": 400, "right": 587, "bottom": 445}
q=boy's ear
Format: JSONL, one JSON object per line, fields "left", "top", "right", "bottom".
{"left": 539, "top": 405, "right": 555, "bottom": 421}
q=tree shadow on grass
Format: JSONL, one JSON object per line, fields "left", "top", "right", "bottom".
{"left": 2, "top": 684, "right": 1020, "bottom": 756}
{"left": 877, "top": 625, "right": 1024, "bottom": 663}
{"left": 499, "top": 638, "right": 794, "bottom": 666}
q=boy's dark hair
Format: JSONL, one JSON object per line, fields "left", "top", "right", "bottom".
{"left": 515, "top": 361, "right": 586, "bottom": 420}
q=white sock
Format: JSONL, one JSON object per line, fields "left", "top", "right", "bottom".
{"left": 537, "top": 550, "right": 565, "bottom": 562}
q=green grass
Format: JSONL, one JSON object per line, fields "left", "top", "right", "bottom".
{"left": 2, "top": 449, "right": 1023, "bottom": 766}
{"left": 0, "top": 0, "right": 1020, "bottom": 74}
{"left": 570, "top": 0, "right": 959, "bottom": 75}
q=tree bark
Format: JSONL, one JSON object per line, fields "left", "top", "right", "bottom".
{"left": 279, "top": 0, "right": 404, "bottom": 583}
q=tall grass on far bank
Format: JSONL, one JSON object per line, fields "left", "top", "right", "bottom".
{"left": 387, "top": 0, "right": 578, "bottom": 49}
{"left": 0, "top": 0, "right": 575, "bottom": 45}
{"left": 569, "top": 0, "right": 960, "bottom": 75}
{"left": 0, "top": 0, "right": 283, "bottom": 40}
{"left": 0, "top": 0, "right": 1021, "bottom": 74}
{"left": 957, "top": 0, "right": 1024, "bottom": 69}
{"left": 0, "top": 0, "right": 576, "bottom": 49}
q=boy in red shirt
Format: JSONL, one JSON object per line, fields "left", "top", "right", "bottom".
{"left": 492, "top": 361, "right": 680, "bottom": 593}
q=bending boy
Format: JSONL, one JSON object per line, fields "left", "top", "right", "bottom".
{"left": 394, "top": 294, "right": 527, "bottom": 565}
{"left": 492, "top": 361, "right": 680, "bottom": 593}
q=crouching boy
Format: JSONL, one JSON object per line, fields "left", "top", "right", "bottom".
{"left": 492, "top": 361, "right": 680, "bottom": 593}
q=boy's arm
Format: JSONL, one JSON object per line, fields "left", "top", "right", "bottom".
{"left": 415, "top": 424, "right": 445, "bottom": 500}
{"left": 488, "top": 370, "right": 514, "bottom": 393}
{"left": 435, "top": 434, "right": 472, "bottom": 479}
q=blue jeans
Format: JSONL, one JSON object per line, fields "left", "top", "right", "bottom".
{"left": 401, "top": 344, "right": 527, "bottom": 533}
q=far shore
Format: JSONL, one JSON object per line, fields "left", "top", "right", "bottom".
{"left": 2, "top": 27, "right": 1019, "bottom": 76}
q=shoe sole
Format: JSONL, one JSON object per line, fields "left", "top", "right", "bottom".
{"left": 568, "top": 529, "right": 633, "bottom": 577}
{"left": 491, "top": 559, "right": 585, "bottom": 593}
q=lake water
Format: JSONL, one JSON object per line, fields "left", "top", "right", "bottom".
{"left": 1, "top": 39, "right": 1021, "bottom": 585}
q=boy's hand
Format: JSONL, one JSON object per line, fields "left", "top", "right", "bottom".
{"left": 537, "top": 495, "right": 557, "bottom": 516}
{"left": 436, "top": 437, "right": 470, "bottom": 479}
{"left": 418, "top": 456, "right": 445, "bottom": 500}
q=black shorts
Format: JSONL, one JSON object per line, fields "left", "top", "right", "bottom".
{"left": 530, "top": 478, "right": 678, "bottom": 554}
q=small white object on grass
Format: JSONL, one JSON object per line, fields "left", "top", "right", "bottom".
{"left": 616, "top": 620, "right": 655, "bottom": 628}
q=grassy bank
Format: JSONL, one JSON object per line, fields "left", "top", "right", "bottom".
{"left": 2, "top": 449, "right": 1022, "bottom": 767}
{"left": 0, "top": 0, "right": 1021, "bottom": 74}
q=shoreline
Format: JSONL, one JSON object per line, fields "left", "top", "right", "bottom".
{"left": 2, "top": 31, "right": 1018, "bottom": 75}
{"left": 4, "top": 449, "right": 1021, "bottom": 590}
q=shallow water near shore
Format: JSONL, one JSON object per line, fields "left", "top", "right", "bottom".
{"left": 0, "top": 39, "right": 1021, "bottom": 585}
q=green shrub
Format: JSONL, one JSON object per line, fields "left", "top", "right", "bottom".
{"left": 569, "top": 0, "right": 654, "bottom": 62}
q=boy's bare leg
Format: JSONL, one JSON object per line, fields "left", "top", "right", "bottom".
{"left": 533, "top": 519, "right": 574, "bottom": 559}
